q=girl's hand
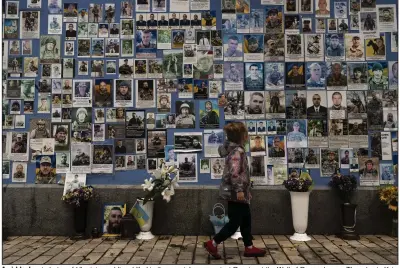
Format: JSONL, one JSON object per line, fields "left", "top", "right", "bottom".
{"left": 237, "top": 192, "right": 245, "bottom": 201}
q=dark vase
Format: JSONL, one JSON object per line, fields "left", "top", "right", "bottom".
{"left": 74, "top": 201, "right": 88, "bottom": 237}
{"left": 337, "top": 203, "right": 360, "bottom": 240}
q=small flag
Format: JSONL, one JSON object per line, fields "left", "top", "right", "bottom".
{"left": 130, "top": 202, "right": 149, "bottom": 227}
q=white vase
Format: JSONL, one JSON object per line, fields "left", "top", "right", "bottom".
{"left": 289, "top": 191, "right": 311, "bottom": 242}
{"left": 133, "top": 199, "right": 155, "bottom": 240}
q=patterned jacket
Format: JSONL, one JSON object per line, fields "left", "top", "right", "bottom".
{"left": 218, "top": 141, "right": 251, "bottom": 204}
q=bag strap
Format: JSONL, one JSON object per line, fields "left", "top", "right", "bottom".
{"left": 212, "top": 203, "right": 225, "bottom": 216}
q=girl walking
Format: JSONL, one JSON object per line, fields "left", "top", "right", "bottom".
{"left": 204, "top": 122, "right": 266, "bottom": 259}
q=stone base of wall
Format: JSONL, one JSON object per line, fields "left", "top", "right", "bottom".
{"left": 2, "top": 185, "right": 393, "bottom": 236}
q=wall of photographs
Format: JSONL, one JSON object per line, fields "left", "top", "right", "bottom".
{"left": 2, "top": 0, "right": 398, "bottom": 186}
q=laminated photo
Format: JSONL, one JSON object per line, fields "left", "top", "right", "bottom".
{"left": 249, "top": 156, "right": 267, "bottom": 185}
{"left": 135, "top": 139, "right": 146, "bottom": 154}
{"left": 164, "top": 145, "right": 176, "bottom": 164}
{"left": 302, "top": 18, "right": 312, "bottom": 33}
{"left": 285, "top": 34, "right": 304, "bottom": 62}
{"left": 211, "top": 158, "right": 225, "bottom": 180}
{"left": 391, "top": 32, "right": 398, "bottom": 52}
{"left": 163, "top": 50, "right": 183, "bottom": 79}
{"left": 306, "top": 91, "right": 328, "bottom": 120}
{"left": 134, "top": 59, "right": 148, "bottom": 79}
{"left": 147, "top": 130, "right": 166, "bottom": 158}
{"left": 148, "top": 59, "right": 163, "bottom": 78}
{"left": 223, "top": 34, "right": 243, "bottom": 61}
{"left": 104, "top": 4, "right": 116, "bottom": 23}
{"left": 12, "top": 162, "right": 27, "bottom": 183}
{"left": 56, "top": 152, "right": 70, "bottom": 173}
{"left": 249, "top": 135, "right": 266, "bottom": 156}
{"left": 125, "top": 155, "right": 136, "bottom": 170}
{"left": 177, "top": 78, "right": 193, "bottom": 98}
{"left": 366, "top": 90, "right": 384, "bottom": 130}
{"left": 202, "top": 11, "right": 217, "bottom": 30}
{"left": 14, "top": 115, "right": 26, "bottom": 129}
{"left": 136, "top": 30, "right": 157, "bottom": 58}
{"left": 92, "top": 124, "right": 105, "bottom": 142}
{"left": 315, "top": 0, "right": 330, "bottom": 17}
{"left": 267, "top": 135, "right": 286, "bottom": 164}
{"left": 382, "top": 89, "right": 397, "bottom": 110}
{"left": 367, "top": 62, "right": 389, "bottom": 90}
{"left": 306, "top": 62, "right": 326, "bottom": 90}
{"left": 125, "top": 110, "right": 146, "bottom": 138}
{"left": 285, "top": 62, "right": 305, "bottom": 89}
{"left": 48, "top": 14, "right": 63, "bottom": 35}
{"left": 326, "top": 62, "right": 348, "bottom": 91}
{"left": 224, "top": 62, "right": 244, "bottom": 91}
{"left": 325, "top": 33, "right": 345, "bottom": 62}
{"left": 265, "top": 63, "right": 285, "bottom": 90}
{"left": 304, "top": 148, "right": 320, "bottom": 169}
{"left": 273, "top": 165, "right": 287, "bottom": 185}
{"left": 136, "top": 79, "right": 156, "bottom": 108}
{"left": 20, "top": 11, "right": 40, "bottom": 39}
{"left": 328, "top": 119, "right": 349, "bottom": 147}
{"left": 288, "top": 148, "right": 306, "bottom": 168}
{"left": 91, "top": 145, "right": 113, "bottom": 174}
{"left": 359, "top": 11, "right": 378, "bottom": 38}
{"left": 380, "top": 163, "right": 395, "bottom": 184}
{"left": 365, "top": 34, "right": 386, "bottom": 61}
{"left": 222, "top": 13, "right": 237, "bottom": 33}
{"left": 285, "top": 90, "right": 307, "bottom": 119}
{"left": 8, "top": 56, "right": 23, "bottom": 77}
{"left": 64, "top": 41, "right": 75, "bottom": 56}
{"left": 359, "top": 157, "right": 380, "bottom": 186}
{"left": 244, "top": 63, "right": 264, "bottom": 91}
{"left": 3, "top": 161, "right": 10, "bottom": 179}
{"left": 121, "top": 39, "right": 134, "bottom": 57}
{"left": 223, "top": 91, "right": 245, "bottom": 120}
{"left": 383, "top": 110, "right": 398, "bottom": 131}
{"left": 305, "top": 34, "right": 324, "bottom": 61}
{"left": 245, "top": 91, "right": 265, "bottom": 120}
{"left": 113, "top": 79, "right": 133, "bottom": 107}
{"left": 264, "top": 33, "right": 285, "bottom": 62}
{"left": 204, "top": 130, "right": 223, "bottom": 157}
{"left": 320, "top": 149, "right": 339, "bottom": 177}
{"left": 286, "top": 119, "right": 307, "bottom": 148}
{"left": 102, "top": 204, "right": 126, "bottom": 236}
{"left": 338, "top": 19, "right": 349, "bottom": 33}
{"left": 35, "top": 155, "right": 56, "bottom": 184}
{"left": 285, "top": 0, "right": 298, "bottom": 13}
{"left": 52, "top": 123, "right": 70, "bottom": 151}
{"left": 193, "top": 50, "right": 213, "bottom": 79}
{"left": 94, "top": 109, "right": 106, "bottom": 123}
{"left": 236, "top": 13, "right": 250, "bottom": 33}
{"left": 300, "top": 0, "right": 313, "bottom": 13}
{"left": 350, "top": 15, "right": 360, "bottom": 30}
{"left": 199, "top": 159, "right": 210, "bottom": 174}
{"left": 174, "top": 132, "right": 203, "bottom": 153}
{"left": 347, "top": 63, "right": 368, "bottom": 90}
{"left": 347, "top": 91, "right": 367, "bottom": 119}
{"left": 157, "top": 30, "right": 171, "bottom": 50}
{"left": 307, "top": 119, "right": 328, "bottom": 147}
{"left": 73, "top": 80, "right": 92, "bottom": 107}
{"left": 4, "top": 19, "right": 18, "bottom": 39}
{"left": 265, "top": 91, "right": 286, "bottom": 120}
{"left": 388, "top": 61, "right": 398, "bottom": 90}
{"left": 178, "top": 153, "right": 197, "bottom": 182}
{"left": 257, "top": 121, "right": 267, "bottom": 135}
{"left": 63, "top": 173, "right": 86, "bottom": 195}
{"left": 285, "top": 15, "right": 300, "bottom": 34}
{"left": 250, "top": 9, "right": 264, "bottom": 33}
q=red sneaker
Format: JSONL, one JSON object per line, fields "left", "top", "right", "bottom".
{"left": 203, "top": 240, "right": 221, "bottom": 259}
{"left": 244, "top": 246, "right": 267, "bottom": 257}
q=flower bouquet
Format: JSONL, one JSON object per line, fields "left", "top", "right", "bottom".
{"left": 283, "top": 169, "right": 313, "bottom": 192}
{"left": 378, "top": 185, "right": 398, "bottom": 212}
{"left": 329, "top": 172, "right": 358, "bottom": 203}
{"left": 61, "top": 185, "right": 94, "bottom": 207}
{"left": 141, "top": 164, "right": 179, "bottom": 204}
{"left": 378, "top": 185, "right": 398, "bottom": 237}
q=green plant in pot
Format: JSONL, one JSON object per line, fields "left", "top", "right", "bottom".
{"left": 329, "top": 171, "right": 359, "bottom": 240}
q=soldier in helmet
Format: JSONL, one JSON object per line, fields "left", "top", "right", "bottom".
{"left": 368, "top": 62, "right": 388, "bottom": 90}
{"left": 305, "top": 149, "right": 318, "bottom": 164}
{"left": 30, "top": 119, "right": 51, "bottom": 139}
{"left": 72, "top": 108, "right": 89, "bottom": 131}
{"left": 246, "top": 36, "right": 263, "bottom": 53}
{"left": 75, "top": 82, "right": 90, "bottom": 97}
{"left": 116, "top": 80, "right": 132, "bottom": 100}
{"left": 40, "top": 37, "right": 59, "bottom": 60}
{"left": 359, "top": 159, "right": 378, "bottom": 180}
{"left": 176, "top": 102, "right": 195, "bottom": 128}
{"left": 158, "top": 95, "right": 170, "bottom": 110}
{"left": 322, "top": 151, "right": 339, "bottom": 175}
{"left": 36, "top": 156, "right": 56, "bottom": 184}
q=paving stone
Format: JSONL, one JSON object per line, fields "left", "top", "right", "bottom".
{"left": 111, "top": 240, "right": 129, "bottom": 248}
{"left": 210, "top": 258, "right": 225, "bottom": 264}
{"left": 225, "top": 255, "right": 241, "bottom": 264}
{"left": 62, "top": 256, "right": 84, "bottom": 264}
{"left": 103, "top": 248, "right": 123, "bottom": 258}
{"left": 178, "top": 251, "right": 193, "bottom": 260}
{"left": 319, "top": 254, "right": 342, "bottom": 264}
{"left": 287, "top": 255, "right": 308, "bottom": 264}
{"left": 79, "top": 252, "right": 104, "bottom": 264}
{"left": 301, "top": 252, "right": 325, "bottom": 264}
{"left": 10, "top": 247, "right": 35, "bottom": 257}
{"left": 29, "top": 255, "right": 53, "bottom": 264}
{"left": 96, "top": 256, "right": 116, "bottom": 264}
{"left": 12, "top": 254, "right": 40, "bottom": 264}
{"left": 193, "top": 255, "right": 208, "bottom": 264}
{"left": 242, "top": 258, "right": 258, "bottom": 264}
{"left": 92, "top": 243, "right": 112, "bottom": 253}
{"left": 283, "top": 247, "right": 301, "bottom": 256}
{"left": 42, "top": 247, "right": 64, "bottom": 256}
{"left": 112, "top": 252, "right": 133, "bottom": 264}
{"left": 123, "top": 244, "right": 139, "bottom": 253}
{"left": 144, "top": 261, "right": 161, "bottom": 264}
{"left": 134, "top": 247, "right": 152, "bottom": 257}
{"left": 160, "top": 256, "right": 178, "bottom": 264}
{"left": 351, "top": 253, "right": 375, "bottom": 264}
{"left": 257, "top": 255, "right": 274, "bottom": 264}
{"left": 72, "top": 247, "right": 93, "bottom": 257}
{"left": 3, "top": 256, "right": 22, "bottom": 264}
{"left": 270, "top": 252, "right": 291, "bottom": 264}
{"left": 224, "top": 247, "right": 239, "bottom": 255}
{"left": 128, "top": 256, "right": 147, "bottom": 264}
{"left": 46, "top": 252, "right": 74, "bottom": 264}
{"left": 314, "top": 247, "right": 332, "bottom": 255}
{"left": 177, "top": 259, "right": 192, "bottom": 264}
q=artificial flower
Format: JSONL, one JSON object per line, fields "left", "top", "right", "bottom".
{"left": 161, "top": 187, "right": 175, "bottom": 203}
{"left": 142, "top": 179, "right": 154, "bottom": 191}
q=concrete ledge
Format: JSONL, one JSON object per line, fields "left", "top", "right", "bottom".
{"left": 2, "top": 185, "right": 393, "bottom": 236}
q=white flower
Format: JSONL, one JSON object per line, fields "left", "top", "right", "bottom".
{"left": 151, "top": 169, "right": 162, "bottom": 180}
{"left": 141, "top": 179, "right": 154, "bottom": 191}
{"left": 161, "top": 187, "right": 175, "bottom": 203}
{"left": 171, "top": 176, "right": 179, "bottom": 189}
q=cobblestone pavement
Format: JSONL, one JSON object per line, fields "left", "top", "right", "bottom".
{"left": 2, "top": 235, "right": 398, "bottom": 265}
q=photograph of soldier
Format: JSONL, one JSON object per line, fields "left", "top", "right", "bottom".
{"left": 326, "top": 34, "right": 345, "bottom": 58}
{"left": 326, "top": 62, "right": 347, "bottom": 88}
{"left": 268, "top": 136, "right": 286, "bottom": 158}
{"left": 72, "top": 107, "right": 91, "bottom": 131}
{"left": 382, "top": 89, "right": 397, "bottom": 108}
{"left": 245, "top": 91, "right": 265, "bottom": 118}
{"left": 366, "top": 35, "right": 386, "bottom": 59}
{"left": 134, "top": 60, "right": 147, "bottom": 77}
{"left": 320, "top": 150, "right": 339, "bottom": 176}
{"left": 137, "top": 79, "right": 155, "bottom": 102}
{"left": 288, "top": 148, "right": 306, "bottom": 167}
{"left": 53, "top": 124, "right": 69, "bottom": 151}
{"left": 250, "top": 135, "right": 266, "bottom": 156}
{"left": 383, "top": 111, "right": 398, "bottom": 130}
{"left": 105, "top": 4, "right": 115, "bottom": 23}
{"left": 102, "top": 204, "right": 125, "bottom": 235}
{"left": 285, "top": 15, "right": 300, "bottom": 32}
{"left": 247, "top": 121, "right": 256, "bottom": 134}
{"left": 347, "top": 64, "right": 368, "bottom": 90}
{"left": 224, "top": 62, "right": 243, "bottom": 84}
{"left": 30, "top": 118, "right": 51, "bottom": 139}
{"left": 367, "top": 62, "right": 389, "bottom": 90}
{"left": 388, "top": 61, "right": 398, "bottom": 88}
{"left": 224, "top": 35, "right": 243, "bottom": 58}
{"left": 340, "top": 149, "right": 352, "bottom": 167}
{"left": 365, "top": 90, "right": 383, "bottom": 129}
{"left": 93, "top": 145, "right": 112, "bottom": 165}
{"left": 287, "top": 120, "right": 307, "bottom": 147}
{"left": 306, "top": 92, "right": 327, "bottom": 119}
{"left": 306, "top": 62, "right": 326, "bottom": 89}
{"left": 380, "top": 164, "right": 394, "bottom": 182}
{"left": 169, "top": 13, "right": 180, "bottom": 27}
{"left": 2, "top": 161, "right": 10, "bottom": 178}
{"left": 347, "top": 91, "right": 367, "bottom": 118}
{"left": 192, "top": 79, "right": 207, "bottom": 99}
{"left": 163, "top": 50, "right": 183, "bottom": 78}
{"left": 248, "top": 156, "right": 264, "bottom": 178}
{"left": 244, "top": 63, "right": 264, "bottom": 91}
{"left": 200, "top": 100, "right": 219, "bottom": 129}
{"left": 35, "top": 155, "right": 56, "bottom": 184}
{"left": 264, "top": 34, "right": 285, "bottom": 60}
{"left": 223, "top": 91, "right": 245, "bottom": 119}
{"left": 286, "top": 91, "right": 307, "bottom": 119}
{"left": 57, "top": 152, "right": 70, "bottom": 169}
{"left": 265, "top": 7, "right": 283, "bottom": 33}
{"left": 136, "top": 14, "right": 147, "bottom": 27}
{"left": 258, "top": 121, "right": 266, "bottom": 134}
{"left": 10, "top": 100, "right": 21, "bottom": 114}
{"left": 147, "top": 130, "right": 166, "bottom": 158}
{"left": 244, "top": 35, "right": 264, "bottom": 55}
{"left": 305, "top": 148, "right": 319, "bottom": 167}
{"left": 89, "top": 3, "right": 102, "bottom": 23}
{"left": 147, "top": 13, "right": 158, "bottom": 27}
{"left": 12, "top": 162, "right": 27, "bottom": 182}
{"left": 93, "top": 79, "right": 112, "bottom": 107}
{"left": 361, "top": 12, "right": 376, "bottom": 32}
{"left": 345, "top": 35, "right": 364, "bottom": 60}
{"left": 39, "top": 36, "right": 60, "bottom": 64}
{"left": 136, "top": 29, "right": 157, "bottom": 54}
{"left": 285, "top": 63, "right": 305, "bottom": 89}
{"left": 175, "top": 101, "right": 196, "bottom": 128}
{"left": 359, "top": 158, "right": 379, "bottom": 185}
{"left": 8, "top": 56, "right": 22, "bottom": 76}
